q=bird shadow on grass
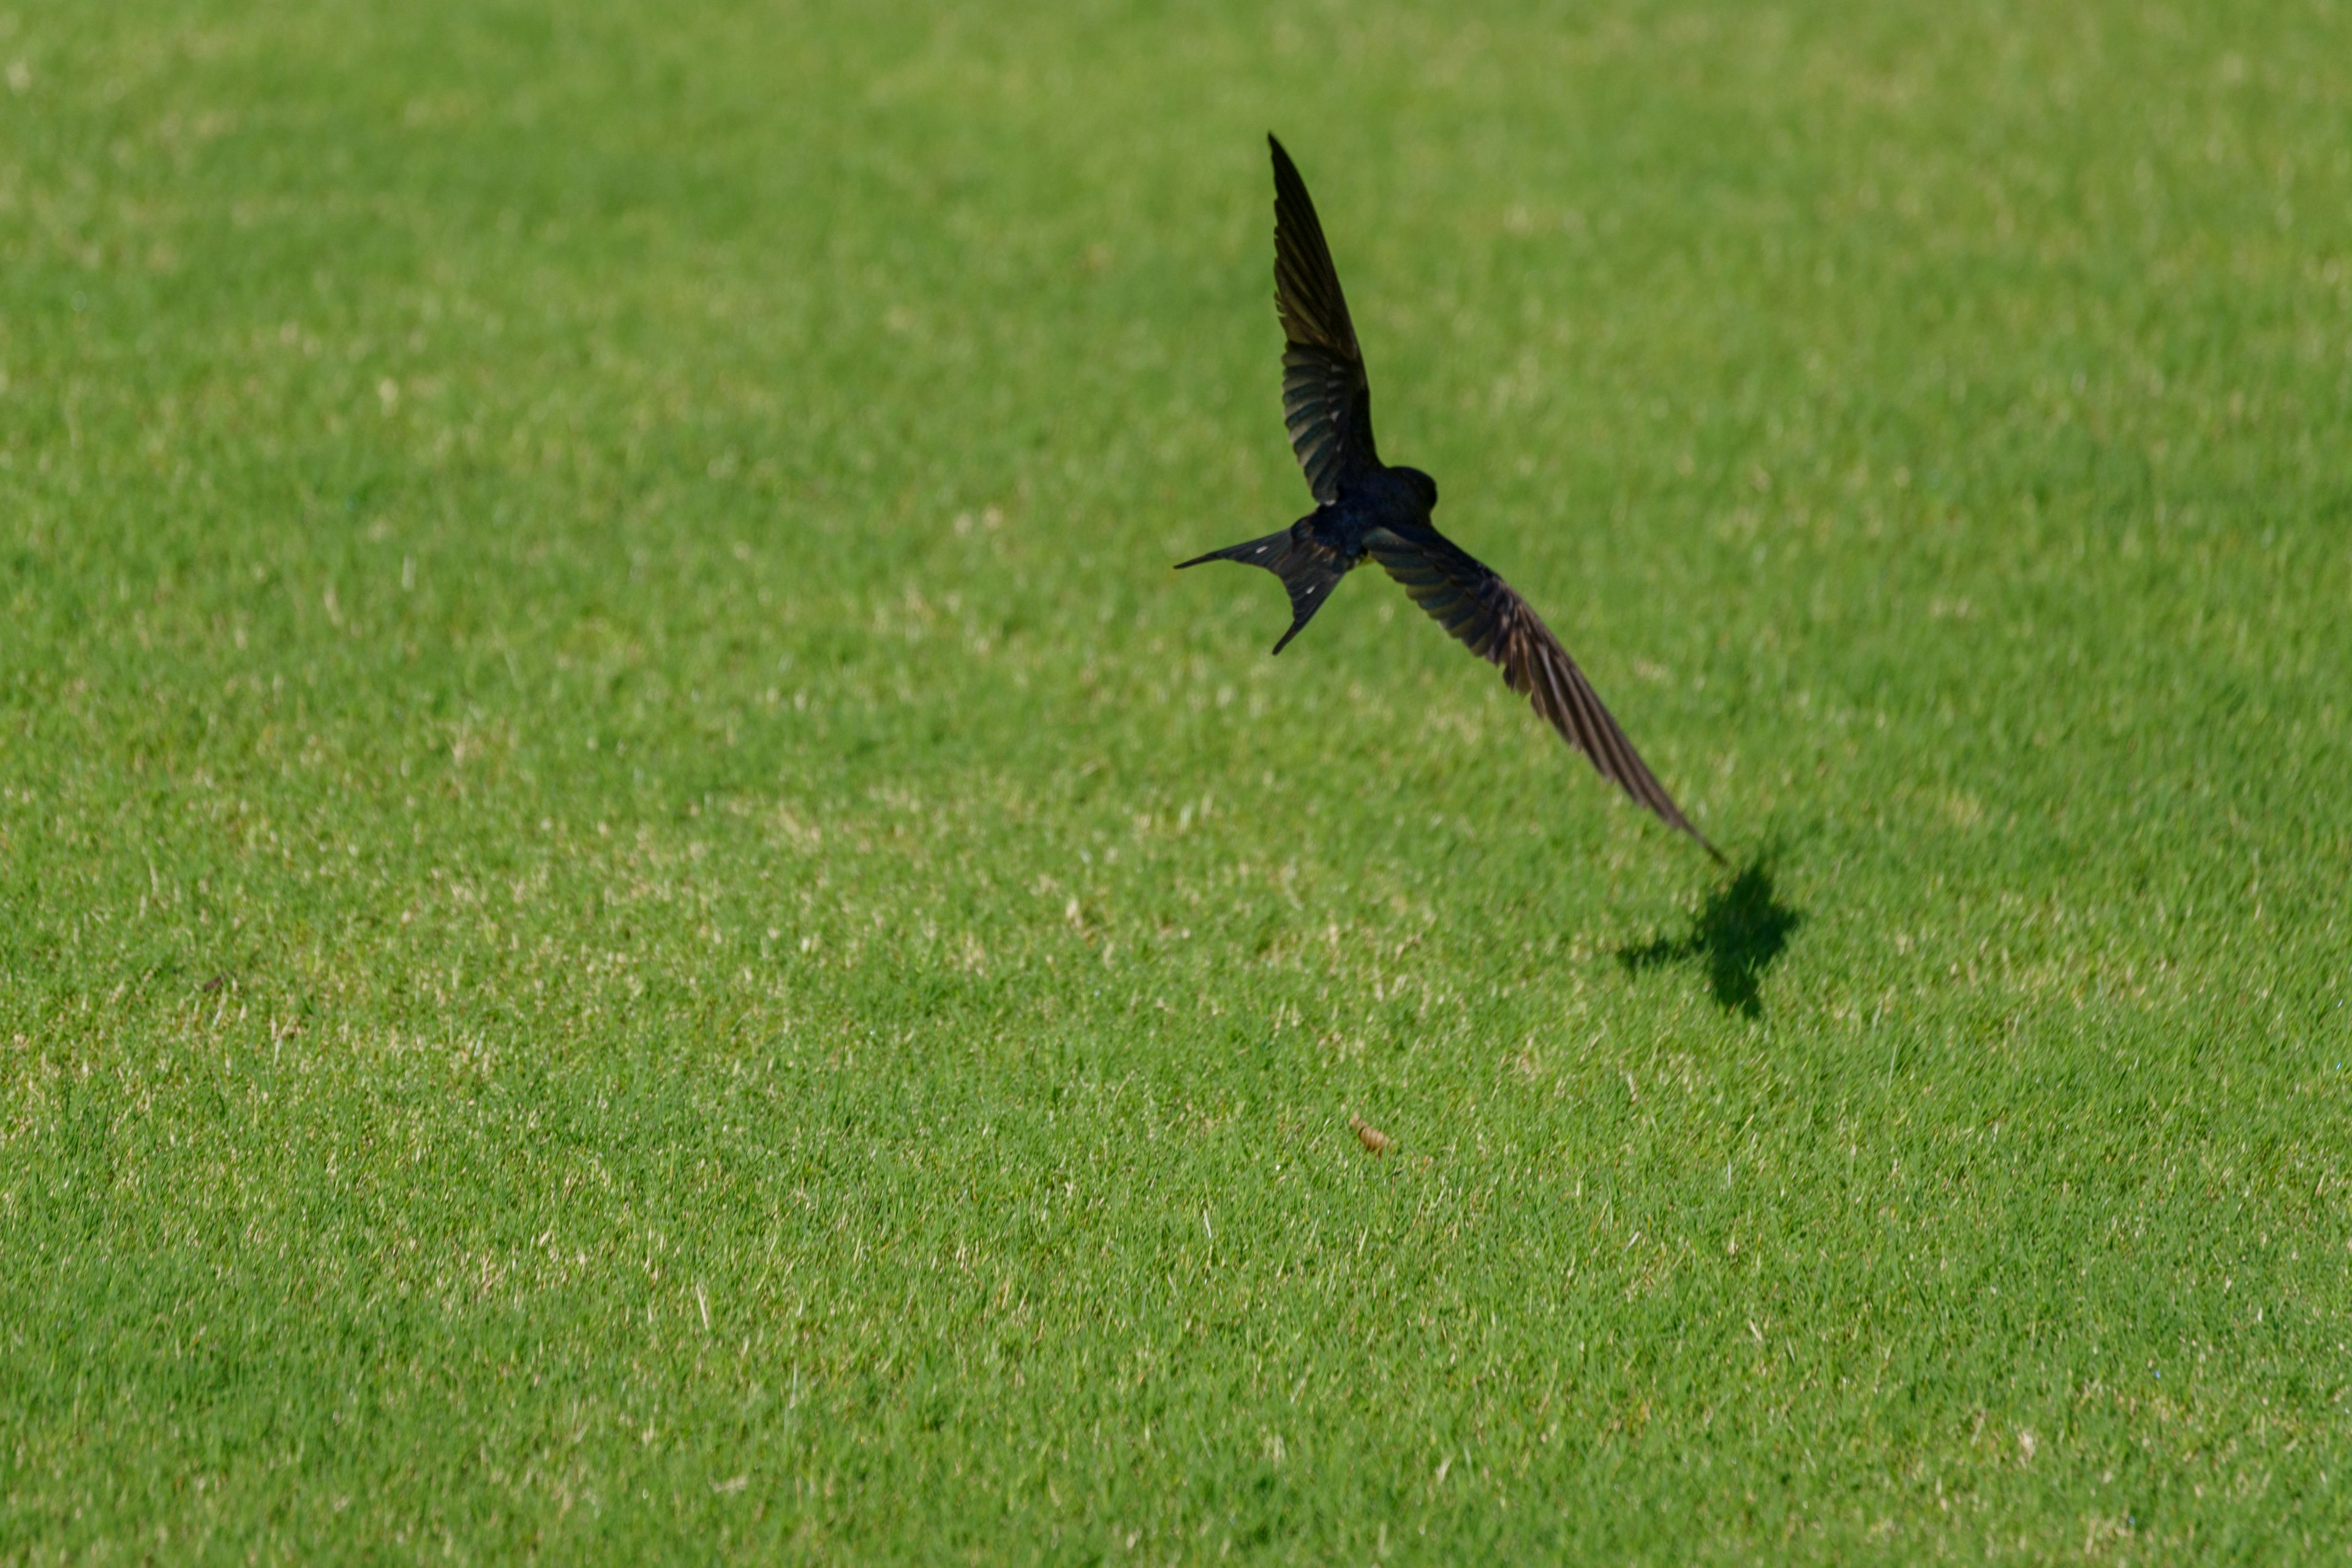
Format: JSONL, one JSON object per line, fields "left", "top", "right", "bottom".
{"left": 1617, "top": 851, "right": 1803, "bottom": 1019}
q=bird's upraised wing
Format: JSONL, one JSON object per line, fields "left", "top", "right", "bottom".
{"left": 1367, "top": 524, "right": 1717, "bottom": 854}
{"left": 1270, "top": 135, "right": 1380, "bottom": 505}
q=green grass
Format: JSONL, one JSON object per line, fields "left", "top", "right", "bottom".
{"left": 5, "top": 0, "right": 2351, "bottom": 1559}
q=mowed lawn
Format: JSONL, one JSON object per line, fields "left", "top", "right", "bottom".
{"left": 4, "top": 0, "right": 2350, "bottom": 1559}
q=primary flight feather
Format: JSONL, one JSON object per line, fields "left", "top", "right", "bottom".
{"left": 1178, "top": 135, "right": 1718, "bottom": 856}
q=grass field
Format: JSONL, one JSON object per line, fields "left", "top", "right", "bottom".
{"left": 5, "top": 0, "right": 2351, "bottom": 1559}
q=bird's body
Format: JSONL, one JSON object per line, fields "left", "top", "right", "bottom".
{"left": 1179, "top": 136, "right": 1717, "bottom": 856}
{"left": 1297, "top": 463, "right": 1427, "bottom": 564}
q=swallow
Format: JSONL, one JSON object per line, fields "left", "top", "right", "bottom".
{"left": 1179, "top": 135, "right": 1717, "bottom": 856}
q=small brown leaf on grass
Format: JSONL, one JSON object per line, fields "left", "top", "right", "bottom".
{"left": 1349, "top": 1114, "right": 1393, "bottom": 1155}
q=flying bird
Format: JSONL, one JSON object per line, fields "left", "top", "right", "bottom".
{"left": 1179, "top": 136, "right": 1717, "bottom": 856}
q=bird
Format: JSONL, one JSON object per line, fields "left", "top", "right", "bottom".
{"left": 1177, "top": 135, "right": 1719, "bottom": 858}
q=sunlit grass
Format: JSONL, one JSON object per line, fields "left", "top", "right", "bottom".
{"left": 4, "top": 0, "right": 2349, "bottom": 1559}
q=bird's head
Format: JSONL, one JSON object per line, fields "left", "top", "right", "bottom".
{"left": 1395, "top": 466, "right": 1439, "bottom": 510}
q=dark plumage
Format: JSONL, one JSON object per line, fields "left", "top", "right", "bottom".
{"left": 1178, "top": 136, "right": 1719, "bottom": 856}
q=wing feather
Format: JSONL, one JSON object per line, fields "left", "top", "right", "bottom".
{"left": 1367, "top": 525, "right": 1716, "bottom": 853}
{"left": 1270, "top": 136, "right": 1380, "bottom": 503}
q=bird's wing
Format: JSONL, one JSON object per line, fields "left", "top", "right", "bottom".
{"left": 1270, "top": 135, "right": 1380, "bottom": 505}
{"left": 1366, "top": 524, "right": 1717, "bottom": 853}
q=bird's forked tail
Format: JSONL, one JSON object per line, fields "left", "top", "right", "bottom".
{"left": 1175, "top": 524, "right": 1351, "bottom": 654}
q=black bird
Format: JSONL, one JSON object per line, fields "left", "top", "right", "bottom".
{"left": 1179, "top": 136, "right": 1718, "bottom": 856}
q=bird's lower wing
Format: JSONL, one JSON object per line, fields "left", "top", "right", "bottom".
{"left": 1366, "top": 526, "right": 1717, "bottom": 854}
